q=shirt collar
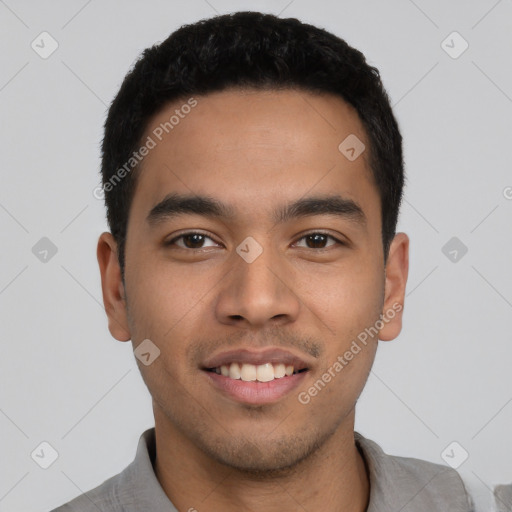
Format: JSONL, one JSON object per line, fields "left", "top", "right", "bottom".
{"left": 355, "top": 432, "right": 471, "bottom": 512}
{"left": 118, "top": 427, "right": 179, "bottom": 511}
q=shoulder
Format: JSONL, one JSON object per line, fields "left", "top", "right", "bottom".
{"left": 48, "top": 429, "right": 155, "bottom": 512}
{"left": 355, "top": 433, "right": 474, "bottom": 512}
{"left": 48, "top": 428, "right": 175, "bottom": 512}
{"left": 48, "top": 469, "right": 130, "bottom": 512}
{"left": 48, "top": 473, "right": 120, "bottom": 511}
{"left": 494, "top": 483, "right": 512, "bottom": 512}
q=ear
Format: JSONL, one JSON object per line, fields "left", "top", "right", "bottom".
{"left": 379, "top": 232, "right": 409, "bottom": 341}
{"left": 97, "top": 232, "right": 131, "bottom": 342}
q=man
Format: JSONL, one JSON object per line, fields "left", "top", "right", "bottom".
{"left": 52, "top": 11, "right": 473, "bottom": 512}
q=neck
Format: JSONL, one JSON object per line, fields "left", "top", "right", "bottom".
{"left": 153, "top": 406, "right": 370, "bottom": 512}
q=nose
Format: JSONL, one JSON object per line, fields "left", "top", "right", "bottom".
{"left": 215, "top": 242, "right": 301, "bottom": 329}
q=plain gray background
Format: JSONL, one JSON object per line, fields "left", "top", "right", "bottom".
{"left": 1, "top": 1, "right": 511, "bottom": 511}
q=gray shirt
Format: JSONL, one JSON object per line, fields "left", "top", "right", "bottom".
{"left": 494, "top": 484, "right": 512, "bottom": 512}
{"left": 50, "top": 428, "right": 473, "bottom": 511}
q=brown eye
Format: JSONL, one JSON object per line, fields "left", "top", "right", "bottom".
{"left": 295, "top": 232, "right": 342, "bottom": 249}
{"left": 167, "top": 232, "right": 219, "bottom": 249}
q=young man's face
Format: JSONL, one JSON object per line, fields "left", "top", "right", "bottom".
{"left": 98, "top": 88, "right": 408, "bottom": 472}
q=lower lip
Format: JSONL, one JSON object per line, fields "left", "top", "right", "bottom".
{"left": 203, "top": 370, "right": 308, "bottom": 405}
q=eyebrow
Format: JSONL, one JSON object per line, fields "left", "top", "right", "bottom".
{"left": 146, "top": 193, "right": 367, "bottom": 228}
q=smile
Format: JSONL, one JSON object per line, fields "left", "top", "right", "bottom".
{"left": 206, "top": 362, "right": 308, "bottom": 382}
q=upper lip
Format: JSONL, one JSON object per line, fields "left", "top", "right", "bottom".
{"left": 202, "top": 348, "right": 312, "bottom": 371}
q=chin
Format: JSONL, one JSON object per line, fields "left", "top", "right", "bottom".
{"left": 200, "top": 431, "right": 329, "bottom": 477}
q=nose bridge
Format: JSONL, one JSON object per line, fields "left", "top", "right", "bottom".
{"left": 215, "top": 235, "right": 300, "bottom": 326}
{"left": 235, "top": 236, "right": 286, "bottom": 302}
{"left": 239, "top": 243, "right": 280, "bottom": 293}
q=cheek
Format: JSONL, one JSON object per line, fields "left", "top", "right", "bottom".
{"left": 296, "top": 259, "right": 383, "bottom": 331}
{"left": 297, "top": 341, "right": 377, "bottom": 424}
{"left": 127, "top": 255, "right": 209, "bottom": 331}
{"left": 125, "top": 267, "right": 196, "bottom": 378}
{"left": 331, "top": 344, "right": 377, "bottom": 400}
{"left": 297, "top": 260, "right": 383, "bottom": 400}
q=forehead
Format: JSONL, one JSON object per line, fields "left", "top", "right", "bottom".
{"left": 128, "top": 88, "right": 380, "bottom": 232}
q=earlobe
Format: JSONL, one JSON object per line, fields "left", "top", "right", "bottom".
{"left": 379, "top": 232, "right": 409, "bottom": 342}
{"left": 97, "top": 232, "right": 131, "bottom": 342}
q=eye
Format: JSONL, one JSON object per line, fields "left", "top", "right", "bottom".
{"left": 166, "top": 232, "right": 220, "bottom": 250}
{"left": 165, "top": 231, "right": 344, "bottom": 251}
{"left": 294, "top": 232, "right": 344, "bottom": 249}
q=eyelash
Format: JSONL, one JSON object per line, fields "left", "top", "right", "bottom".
{"left": 165, "top": 231, "right": 345, "bottom": 251}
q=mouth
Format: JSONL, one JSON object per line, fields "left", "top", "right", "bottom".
{"left": 201, "top": 348, "right": 312, "bottom": 405}
{"left": 204, "top": 362, "right": 308, "bottom": 382}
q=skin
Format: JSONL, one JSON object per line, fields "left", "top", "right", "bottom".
{"left": 97, "top": 88, "right": 409, "bottom": 512}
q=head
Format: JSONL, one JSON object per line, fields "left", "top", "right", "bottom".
{"left": 97, "top": 11, "right": 408, "bottom": 474}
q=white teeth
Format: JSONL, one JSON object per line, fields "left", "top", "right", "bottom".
{"left": 214, "top": 362, "right": 300, "bottom": 381}
{"left": 274, "top": 363, "right": 286, "bottom": 378}
{"left": 240, "top": 363, "right": 257, "bottom": 381}
{"left": 256, "top": 363, "right": 274, "bottom": 382}
{"left": 229, "top": 362, "right": 241, "bottom": 379}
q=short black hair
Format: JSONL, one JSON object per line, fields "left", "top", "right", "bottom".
{"left": 100, "top": 11, "right": 404, "bottom": 280}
